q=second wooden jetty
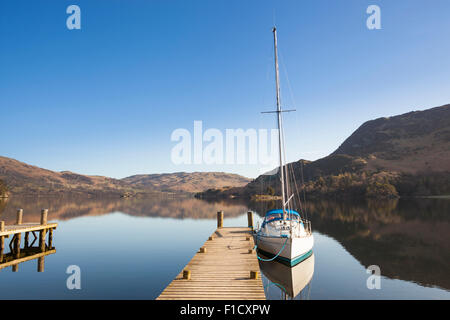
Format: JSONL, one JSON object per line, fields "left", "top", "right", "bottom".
{"left": 0, "top": 209, "right": 58, "bottom": 272}
{"left": 157, "top": 211, "right": 265, "bottom": 300}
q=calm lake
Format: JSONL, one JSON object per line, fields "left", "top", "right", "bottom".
{"left": 0, "top": 195, "right": 449, "bottom": 299}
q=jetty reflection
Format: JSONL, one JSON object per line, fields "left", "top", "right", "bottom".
{"left": 0, "top": 246, "right": 56, "bottom": 272}
{"left": 259, "top": 253, "right": 315, "bottom": 300}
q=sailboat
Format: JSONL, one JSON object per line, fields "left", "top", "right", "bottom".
{"left": 254, "top": 27, "right": 314, "bottom": 267}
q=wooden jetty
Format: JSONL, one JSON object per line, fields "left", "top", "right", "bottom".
{"left": 0, "top": 209, "right": 57, "bottom": 272}
{"left": 157, "top": 211, "right": 266, "bottom": 300}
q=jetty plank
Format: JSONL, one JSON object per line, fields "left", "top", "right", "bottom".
{"left": 157, "top": 227, "right": 265, "bottom": 300}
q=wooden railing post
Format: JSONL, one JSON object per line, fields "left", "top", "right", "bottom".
{"left": 16, "top": 209, "right": 23, "bottom": 225}
{"left": 24, "top": 232, "right": 30, "bottom": 248}
{"left": 48, "top": 228, "right": 53, "bottom": 248}
{"left": 40, "top": 209, "right": 48, "bottom": 225}
{"left": 39, "top": 209, "right": 48, "bottom": 251}
{"left": 38, "top": 257, "right": 45, "bottom": 272}
{"left": 0, "top": 221, "right": 4, "bottom": 262}
{"left": 217, "top": 211, "right": 224, "bottom": 228}
{"left": 14, "top": 209, "right": 23, "bottom": 258}
{"left": 247, "top": 211, "right": 253, "bottom": 229}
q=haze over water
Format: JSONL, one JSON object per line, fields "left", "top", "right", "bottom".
{"left": 0, "top": 196, "right": 448, "bottom": 299}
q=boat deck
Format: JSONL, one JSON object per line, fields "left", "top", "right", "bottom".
{"left": 157, "top": 226, "right": 266, "bottom": 300}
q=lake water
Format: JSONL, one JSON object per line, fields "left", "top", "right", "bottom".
{"left": 0, "top": 196, "right": 449, "bottom": 300}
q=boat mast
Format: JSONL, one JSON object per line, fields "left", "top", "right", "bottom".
{"left": 272, "top": 27, "right": 287, "bottom": 220}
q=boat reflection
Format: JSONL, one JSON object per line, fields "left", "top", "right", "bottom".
{"left": 259, "top": 252, "right": 315, "bottom": 300}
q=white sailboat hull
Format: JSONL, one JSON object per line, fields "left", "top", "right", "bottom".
{"left": 255, "top": 233, "right": 314, "bottom": 266}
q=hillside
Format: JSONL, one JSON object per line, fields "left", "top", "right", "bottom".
{"left": 0, "top": 179, "right": 8, "bottom": 198}
{"left": 332, "top": 104, "right": 450, "bottom": 173}
{"left": 198, "top": 104, "right": 450, "bottom": 199}
{"left": 0, "top": 156, "right": 136, "bottom": 196}
{"left": 0, "top": 156, "right": 250, "bottom": 196}
{"left": 122, "top": 172, "right": 250, "bottom": 193}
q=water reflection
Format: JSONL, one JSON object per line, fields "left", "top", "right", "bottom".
{"left": 0, "top": 196, "right": 248, "bottom": 223}
{"left": 249, "top": 197, "right": 450, "bottom": 291}
{"left": 0, "top": 195, "right": 448, "bottom": 299}
{"left": 0, "top": 246, "right": 56, "bottom": 272}
{"left": 260, "top": 253, "right": 315, "bottom": 300}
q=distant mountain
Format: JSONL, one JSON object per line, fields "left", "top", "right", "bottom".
{"left": 122, "top": 172, "right": 251, "bottom": 193}
{"left": 332, "top": 104, "right": 450, "bottom": 173}
{"left": 0, "top": 156, "right": 135, "bottom": 196}
{"left": 198, "top": 104, "right": 450, "bottom": 199}
{"left": 0, "top": 156, "right": 250, "bottom": 196}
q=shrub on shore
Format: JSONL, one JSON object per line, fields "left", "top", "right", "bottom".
{"left": 365, "top": 181, "right": 399, "bottom": 199}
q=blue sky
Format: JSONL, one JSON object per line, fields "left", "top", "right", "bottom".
{"left": 1, "top": 0, "right": 450, "bottom": 179}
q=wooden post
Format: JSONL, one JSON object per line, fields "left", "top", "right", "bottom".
{"left": 217, "top": 211, "right": 224, "bottom": 228}
{"left": 40, "top": 209, "right": 48, "bottom": 225}
{"left": 24, "top": 232, "right": 30, "bottom": 248}
{"left": 199, "top": 247, "right": 207, "bottom": 253}
{"left": 183, "top": 270, "right": 191, "bottom": 280}
{"left": 247, "top": 211, "right": 253, "bottom": 229}
{"left": 38, "top": 257, "right": 44, "bottom": 272}
{"left": 48, "top": 228, "right": 53, "bottom": 248}
{"left": 14, "top": 233, "right": 21, "bottom": 258}
{"left": 16, "top": 209, "right": 23, "bottom": 225}
{"left": 208, "top": 236, "right": 213, "bottom": 241}
{"left": 14, "top": 209, "right": 23, "bottom": 258}
{"left": 0, "top": 221, "right": 4, "bottom": 262}
{"left": 39, "top": 209, "right": 48, "bottom": 251}
{"left": 12, "top": 264, "right": 18, "bottom": 272}
{"left": 250, "top": 270, "right": 258, "bottom": 280}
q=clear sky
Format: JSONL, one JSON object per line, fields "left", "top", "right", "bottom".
{"left": 1, "top": 0, "right": 449, "bottom": 179}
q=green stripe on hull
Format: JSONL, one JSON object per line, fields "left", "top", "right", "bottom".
{"left": 257, "top": 248, "right": 313, "bottom": 267}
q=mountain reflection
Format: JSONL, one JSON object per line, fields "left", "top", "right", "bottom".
{"left": 1, "top": 195, "right": 448, "bottom": 291}
{"left": 0, "top": 196, "right": 249, "bottom": 223}
{"left": 249, "top": 197, "right": 450, "bottom": 291}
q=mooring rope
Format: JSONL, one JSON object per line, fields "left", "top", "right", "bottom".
{"left": 253, "top": 234, "right": 289, "bottom": 262}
